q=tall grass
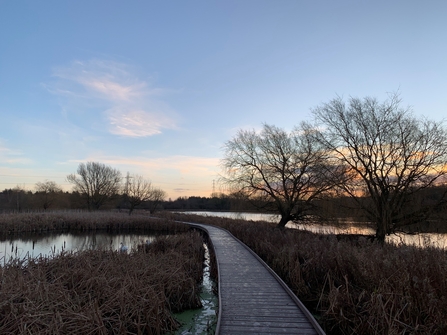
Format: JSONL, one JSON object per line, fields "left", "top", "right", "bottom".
{"left": 0, "top": 211, "right": 189, "bottom": 237}
{"left": 165, "top": 212, "right": 447, "bottom": 335}
{"left": 0, "top": 231, "right": 205, "bottom": 334}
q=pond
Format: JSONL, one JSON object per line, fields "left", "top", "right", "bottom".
{"left": 183, "top": 211, "right": 447, "bottom": 249}
{"left": 0, "top": 231, "right": 162, "bottom": 262}
{"left": 0, "top": 230, "right": 218, "bottom": 335}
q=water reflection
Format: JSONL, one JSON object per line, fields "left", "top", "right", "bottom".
{"left": 0, "top": 229, "right": 218, "bottom": 334}
{"left": 174, "top": 243, "right": 217, "bottom": 334}
{"left": 183, "top": 211, "right": 447, "bottom": 249}
{"left": 0, "top": 232, "right": 163, "bottom": 262}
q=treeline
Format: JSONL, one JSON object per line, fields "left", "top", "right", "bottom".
{"left": 2, "top": 185, "right": 447, "bottom": 228}
{"left": 0, "top": 187, "right": 253, "bottom": 213}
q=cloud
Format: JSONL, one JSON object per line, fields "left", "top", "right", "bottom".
{"left": 52, "top": 60, "right": 146, "bottom": 101}
{"left": 83, "top": 155, "right": 220, "bottom": 175}
{"left": 106, "top": 107, "right": 175, "bottom": 137}
{"left": 173, "top": 188, "right": 191, "bottom": 193}
{"left": 0, "top": 142, "right": 32, "bottom": 165}
{"left": 47, "top": 59, "right": 177, "bottom": 137}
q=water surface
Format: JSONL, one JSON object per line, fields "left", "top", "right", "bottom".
{"left": 183, "top": 211, "right": 447, "bottom": 248}
{"left": 0, "top": 231, "right": 162, "bottom": 263}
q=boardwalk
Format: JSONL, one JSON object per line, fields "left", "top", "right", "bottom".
{"left": 186, "top": 222, "right": 325, "bottom": 335}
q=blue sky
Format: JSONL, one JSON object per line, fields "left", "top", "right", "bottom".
{"left": 1, "top": 1, "right": 446, "bottom": 199}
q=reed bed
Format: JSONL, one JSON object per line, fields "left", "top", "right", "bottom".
{"left": 0, "top": 231, "right": 205, "bottom": 335}
{"left": 0, "top": 211, "right": 189, "bottom": 237}
{"left": 165, "top": 212, "right": 447, "bottom": 335}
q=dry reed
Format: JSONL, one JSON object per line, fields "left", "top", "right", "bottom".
{"left": 0, "top": 231, "right": 205, "bottom": 335}
{"left": 166, "top": 212, "right": 447, "bottom": 335}
{"left": 0, "top": 211, "right": 189, "bottom": 237}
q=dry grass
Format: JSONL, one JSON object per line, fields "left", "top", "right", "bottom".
{"left": 0, "top": 211, "right": 189, "bottom": 237}
{"left": 0, "top": 231, "right": 205, "bottom": 335}
{"left": 165, "top": 212, "right": 447, "bottom": 335}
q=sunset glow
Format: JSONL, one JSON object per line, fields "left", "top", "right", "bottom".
{"left": 1, "top": 1, "right": 446, "bottom": 199}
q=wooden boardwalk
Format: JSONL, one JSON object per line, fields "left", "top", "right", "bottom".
{"left": 186, "top": 222, "right": 326, "bottom": 335}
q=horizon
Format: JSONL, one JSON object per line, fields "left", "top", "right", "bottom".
{"left": 1, "top": 1, "right": 447, "bottom": 199}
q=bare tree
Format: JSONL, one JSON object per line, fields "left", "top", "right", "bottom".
{"left": 35, "top": 180, "right": 62, "bottom": 210}
{"left": 312, "top": 93, "right": 447, "bottom": 242}
{"left": 146, "top": 187, "right": 167, "bottom": 214}
{"left": 67, "top": 162, "right": 122, "bottom": 210}
{"left": 221, "top": 123, "right": 347, "bottom": 228}
{"left": 124, "top": 174, "right": 163, "bottom": 215}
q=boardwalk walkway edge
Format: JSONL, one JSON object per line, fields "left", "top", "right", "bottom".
{"left": 181, "top": 221, "right": 326, "bottom": 335}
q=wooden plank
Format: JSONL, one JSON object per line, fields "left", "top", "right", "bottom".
{"left": 219, "top": 325, "right": 319, "bottom": 334}
{"left": 183, "top": 223, "right": 325, "bottom": 335}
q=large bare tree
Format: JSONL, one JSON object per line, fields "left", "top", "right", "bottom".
{"left": 125, "top": 174, "right": 166, "bottom": 215}
{"left": 35, "top": 180, "right": 62, "bottom": 210}
{"left": 67, "top": 162, "right": 122, "bottom": 210}
{"left": 221, "top": 123, "right": 346, "bottom": 228}
{"left": 312, "top": 94, "right": 447, "bottom": 242}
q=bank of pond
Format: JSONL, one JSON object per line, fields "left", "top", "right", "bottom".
{"left": 1, "top": 211, "right": 447, "bottom": 334}
{"left": 183, "top": 210, "right": 447, "bottom": 249}
{"left": 0, "top": 212, "right": 218, "bottom": 335}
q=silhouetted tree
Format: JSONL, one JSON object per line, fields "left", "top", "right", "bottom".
{"left": 221, "top": 123, "right": 347, "bottom": 228}
{"left": 312, "top": 93, "right": 447, "bottom": 242}
{"left": 67, "top": 162, "right": 122, "bottom": 210}
{"left": 35, "top": 180, "right": 62, "bottom": 210}
{"left": 125, "top": 174, "right": 166, "bottom": 215}
{"left": 145, "top": 187, "right": 166, "bottom": 214}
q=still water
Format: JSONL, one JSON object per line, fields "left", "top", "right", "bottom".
{"left": 0, "top": 232, "right": 160, "bottom": 262}
{"left": 174, "top": 243, "right": 218, "bottom": 334}
{"left": 184, "top": 211, "right": 447, "bottom": 249}
{"left": 0, "top": 231, "right": 218, "bottom": 335}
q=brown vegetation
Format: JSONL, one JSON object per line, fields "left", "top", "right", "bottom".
{"left": 166, "top": 212, "right": 447, "bottom": 335}
{"left": 0, "top": 211, "right": 189, "bottom": 237}
{"left": 0, "top": 231, "right": 205, "bottom": 334}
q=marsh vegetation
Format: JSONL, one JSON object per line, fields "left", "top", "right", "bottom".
{"left": 2, "top": 209, "right": 447, "bottom": 334}
{"left": 0, "top": 212, "right": 212, "bottom": 334}
{"left": 168, "top": 212, "right": 447, "bottom": 335}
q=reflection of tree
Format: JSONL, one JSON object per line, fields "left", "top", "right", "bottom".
{"left": 1, "top": 232, "right": 169, "bottom": 260}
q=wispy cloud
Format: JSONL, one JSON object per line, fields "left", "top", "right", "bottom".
{"left": 82, "top": 154, "right": 220, "bottom": 176}
{"left": 47, "top": 59, "right": 177, "bottom": 137}
{"left": 106, "top": 106, "right": 175, "bottom": 137}
{"left": 0, "top": 142, "right": 32, "bottom": 165}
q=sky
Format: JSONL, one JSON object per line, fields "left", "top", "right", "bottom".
{"left": 1, "top": 1, "right": 447, "bottom": 200}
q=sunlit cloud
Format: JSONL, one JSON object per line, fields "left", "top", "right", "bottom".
{"left": 105, "top": 107, "right": 175, "bottom": 137}
{"left": 46, "top": 59, "right": 177, "bottom": 137}
{"left": 52, "top": 59, "right": 147, "bottom": 101}
{"left": 83, "top": 155, "right": 220, "bottom": 176}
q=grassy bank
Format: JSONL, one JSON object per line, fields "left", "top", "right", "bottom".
{"left": 0, "top": 211, "right": 189, "bottom": 237}
{"left": 0, "top": 230, "right": 205, "bottom": 334}
{"left": 165, "top": 212, "right": 447, "bottom": 335}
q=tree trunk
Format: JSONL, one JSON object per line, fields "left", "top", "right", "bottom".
{"left": 375, "top": 216, "right": 389, "bottom": 244}
{"left": 276, "top": 215, "right": 290, "bottom": 229}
